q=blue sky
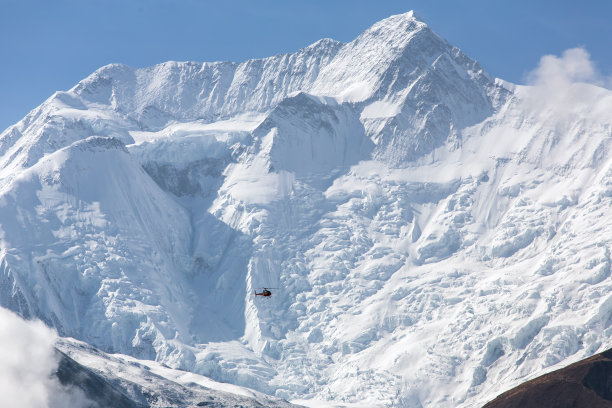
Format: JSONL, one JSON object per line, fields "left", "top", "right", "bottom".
{"left": 1, "top": 0, "right": 611, "bottom": 131}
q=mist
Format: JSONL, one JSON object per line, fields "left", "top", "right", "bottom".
{"left": 0, "top": 307, "right": 91, "bottom": 408}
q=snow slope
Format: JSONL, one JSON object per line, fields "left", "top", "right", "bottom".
{"left": 1, "top": 10, "right": 611, "bottom": 408}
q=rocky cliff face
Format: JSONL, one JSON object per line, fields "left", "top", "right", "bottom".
{"left": 1, "top": 10, "right": 611, "bottom": 408}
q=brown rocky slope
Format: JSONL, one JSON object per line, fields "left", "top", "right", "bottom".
{"left": 484, "top": 348, "right": 612, "bottom": 407}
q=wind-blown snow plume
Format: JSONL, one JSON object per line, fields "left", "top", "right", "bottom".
{"left": 0, "top": 307, "right": 90, "bottom": 408}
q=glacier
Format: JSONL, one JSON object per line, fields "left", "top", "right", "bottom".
{"left": 1, "top": 10, "right": 612, "bottom": 407}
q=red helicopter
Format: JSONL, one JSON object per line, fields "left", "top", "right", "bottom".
{"left": 254, "top": 287, "right": 277, "bottom": 297}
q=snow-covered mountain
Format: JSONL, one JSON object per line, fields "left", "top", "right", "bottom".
{"left": 1, "top": 10, "right": 612, "bottom": 407}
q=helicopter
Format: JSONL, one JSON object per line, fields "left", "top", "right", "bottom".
{"left": 254, "top": 287, "right": 278, "bottom": 297}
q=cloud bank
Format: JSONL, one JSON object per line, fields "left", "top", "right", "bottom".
{"left": 0, "top": 307, "right": 90, "bottom": 408}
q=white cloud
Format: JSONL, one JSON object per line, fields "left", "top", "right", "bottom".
{"left": 523, "top": 47, "right": 612, "bottom": 121}
{"left": 527, "top": 47, "right": 600, "bottom": 88}
{"left": 0, "top": 307, "right": 91, "bottom": 408}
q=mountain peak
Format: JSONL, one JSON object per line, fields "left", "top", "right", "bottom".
{"left": 405, "top": 9, "right": 424, "bottom": 21}
{"left": 363, "top": 10, "right": 428, "bottom": 38}
{"left": 304, "top": 37, "right": 343, "bottom": 50}
{"left": 384, "top": 10, "right": 425, "bottom": 24}
{"left": 310, "top": 10, "right": 483, "bottom": 105}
